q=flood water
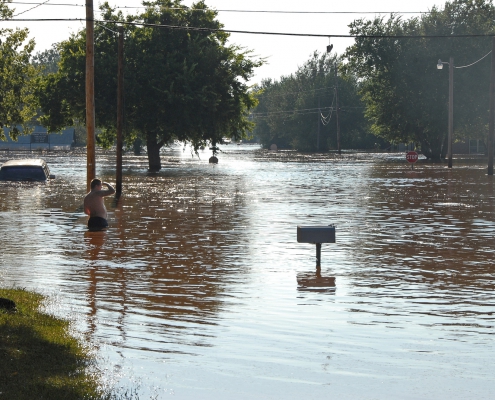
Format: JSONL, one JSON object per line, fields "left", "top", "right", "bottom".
{"left": 0, "top": 145, "right": 494, "bottom": 399}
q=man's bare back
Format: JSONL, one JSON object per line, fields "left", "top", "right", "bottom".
{"left": 84, "top": 179, "right": 115, "bottom": 229}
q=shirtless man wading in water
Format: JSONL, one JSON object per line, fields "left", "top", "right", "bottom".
{"left": 84, "top": 178, "right": 115, "bottom": 230}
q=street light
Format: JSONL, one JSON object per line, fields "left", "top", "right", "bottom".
{"left": 325, "top": 38, "right": 341, "bottom": 155}
{"left": 437, "top": 57, "right": 454, "bottom": 168}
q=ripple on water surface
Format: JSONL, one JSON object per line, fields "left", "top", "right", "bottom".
{"left": 0, "top": 147, "right": 494, "bottom": 399}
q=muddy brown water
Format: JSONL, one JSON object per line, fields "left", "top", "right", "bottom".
{"left": 0, "top": 145, "right": 494, "bottom": 399}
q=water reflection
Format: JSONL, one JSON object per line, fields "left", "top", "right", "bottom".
{"left": 84, "top": 229, "right": 107, "bottom": 337}
{"left": 0, "top": 148, "right": 494, "bottom": 399}
{"left": 354, "top": 166, "right": 495, "bottom": 290}
{"left": 297, "top": 271, "right": 336, "bottom": 293}
{"left": 58, "top": 161, "right": 255, "bottom": 358}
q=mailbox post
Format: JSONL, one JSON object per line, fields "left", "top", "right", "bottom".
{"left": 297, "top": 225, "right": 336, "bottom": 270}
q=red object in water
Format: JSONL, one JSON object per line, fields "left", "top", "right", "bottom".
{"left": 406, "top": 151, "right": 419, "bottom": 163}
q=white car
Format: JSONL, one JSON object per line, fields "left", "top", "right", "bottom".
{"left": 0, "top": 159, "right": 55, "bottom": 181}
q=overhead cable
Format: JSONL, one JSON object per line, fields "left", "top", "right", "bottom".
{"left": 253, "top": 106, "right": 334, "bottom": 116}
{"left": 455, "top": 50, "right": 492, "bottom": 69}
{"left": 4, "top": 18, "right": 495, "bottom": 39}
{"left": 6, "top": 2, "right": 438, "bottom": 14}
{"left": 95, "top": 22, "right": 119, "bottom": 35}
{"left": 12, "top": 0, "right": 51, "bottom": 17}
{"left": 321, "top": 92, "right": 336, "bottom": 126}
{"left": 10, "top": 1, "right": 82, "bottom": 6}
{"left": 256, "top": 86, "right": 336, "bottom": 99}
{"left": 111, "top": 8, "right": 432, "bottom": 14}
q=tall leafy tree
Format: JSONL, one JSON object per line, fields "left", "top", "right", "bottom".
{"left": 32, "top": 47, "right": 61, "bottom": 75}
{"left": 344, "top": 0, "right": 495, "bottom": 160}
{"left": 0, "top": 0, "right": 39, "bottom": 140}
{"left": 252, "top": 52, "right": 372, "bottom": 151}
{"left": 37, "top": 0, "right": 261, "bottom": 170}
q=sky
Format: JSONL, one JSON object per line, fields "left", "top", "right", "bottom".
{"left": 5, "top": 0, "right": 444, "bottom": 84}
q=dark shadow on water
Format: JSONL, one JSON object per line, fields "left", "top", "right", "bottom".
{"left": 83, "top": 230, "right": 107, "bottom": 337}
{"left": 84, "top": 229, "right": 107, "bottom": 262}
{"left": 297, "top": 271, "right": 336, "bottom": 294}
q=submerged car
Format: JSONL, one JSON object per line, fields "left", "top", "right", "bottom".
{"left": 0, "top": 159, "right": 55, "bottom": 181}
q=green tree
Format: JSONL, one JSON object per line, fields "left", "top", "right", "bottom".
{"left": 252, "top": 52, "right": 372, "bottom": 151}
{"left": 344, "top": 0, "right": 495, "bottom": 160}
{"left": 32, "top": 47, "right": 60, "bottom": 75}
{"left": 37, "top": 0, "right": 261, "bottom": 170}
{"left": 0, "top": 0, "right": 39, "bottom": 140}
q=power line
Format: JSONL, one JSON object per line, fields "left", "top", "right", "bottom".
{"left": 210, "top": 10, "right": 429, "bottom": 14}
{"left": 455, "top": 50, "right": 492, "bottom": 69}
{"left": 252, "top": 107, "right": 361, "bottom": 118}
{"left": 6, "top": 2, "right": 439, "bottom": 14}
{"left": 12, "top": 0, "right": 51, "bottom": 17}
{"left": 5, "top": 18, "right": 495, "bottom": 39}
{"left": 10, "top": 1, "right": 82, "bottom": 6}
{"left": 95, "top": 22, "right": 118, "bottom": 35}
{"left": 321, "top": 91, "right": 336, "bottom": 126}
{"left": 253, "top": 103, "right": 365, "bottom": 117}
{"left": 256, "top": 86, "right": 336, "bottom": 99}
{"left": 111, "top": 8, "right": 433, "bottom": 15}
{"left": 253, "top": 106, "right": 334, "bottom": 116}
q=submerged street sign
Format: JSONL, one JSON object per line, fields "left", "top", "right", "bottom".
{"left": 406, "top": 151, "right": 419, "bottom": 163}
{"left": 31, "top": 132, "right": 49, "bottom": 144}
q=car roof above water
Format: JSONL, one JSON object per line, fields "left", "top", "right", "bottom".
{"left": 0, "top": 158, "right": 54, "bottom": 182}
{"left": 1, "top": 158, "right": 47, "bottom": 168}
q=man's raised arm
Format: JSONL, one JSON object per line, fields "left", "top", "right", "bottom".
{"left": 101, "top": 182, "right": 115, "bottom": 196}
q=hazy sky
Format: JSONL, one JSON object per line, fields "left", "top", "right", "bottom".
{"left": 6, "top": 0, "right": 443, "bottom": 84}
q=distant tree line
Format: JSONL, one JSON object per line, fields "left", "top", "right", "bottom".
{"left": 252, "top": 0, "right": 495, "bottom": 160}
{"left": 252, "top": 52, "right": 382, "bottom": 152}
{"left": 2, "top": 0, "right": 495, "bottom": 163}
{"left": 0, "top": 0, "right": 38, "bottom": 141}
{"left": 36, "top": 0, "right": 261, "bottom": 170}
{"left": 0, "top": 0, "right": 261, "bottom": 170}
{"left": 344, "top": 0, "right": 495, "bottom": 161}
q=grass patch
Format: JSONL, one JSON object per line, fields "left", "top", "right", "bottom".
{"left": 0, "top": 287, "right": 110, "bottom": 399}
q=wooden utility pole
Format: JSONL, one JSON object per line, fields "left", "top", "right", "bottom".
{"left": 335, "top": 63, "right": 341, "bottom": 155}
{"left": 317, "top": 97, "right": 320, "bottom": 151}
{"left": 448, "top": 57, "right": 454, "bottom": 169}
{"left": 488, "top": 37, "right": 495, "bottom": 176}
{"left": 116, "top": 26, "right": 124, "bottom": 195}
{"left": 86, "top": 0, "right": 96, "bottom": 191}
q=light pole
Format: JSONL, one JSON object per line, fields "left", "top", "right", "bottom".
{"left": 437, "top": 57, "right": 454, "bottom": 168}
{"left": 488, "top": 37, "right": 495, "bottom": 176}
{"left": 335, "top": 62, "right": 341, "bottom": 155}
{"left": 326, "top": 40, "right": 341, "bottom": 155}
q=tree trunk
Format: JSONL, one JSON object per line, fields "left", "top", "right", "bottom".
{"left": 432, "top": 137, "right": 445, "bottom": 162}
{"left": 440, "top": 132, "right": 448, "bottom": 159}
{"left": 421, "top": 140, "right": 442, "bottom": 162}
{"left": 421, "top": 142, "right": 434, "bottom": 160}
{"left": 146, "top": 135, "right": 162, "bottom": 171}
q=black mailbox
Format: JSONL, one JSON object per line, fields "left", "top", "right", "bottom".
{"left": 297, "top": 225, "right": 336, "bottom": 269}
{"left": 297, "top": 226, "right": 335, "bottom": 244}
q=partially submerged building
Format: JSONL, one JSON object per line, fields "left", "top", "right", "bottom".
{"left": 0, "top": 126, "right": 75, "bottom": 151}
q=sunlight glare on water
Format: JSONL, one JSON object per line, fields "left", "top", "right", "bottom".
{"left": 0, "top": 145, "right": 494, "bottom": 399}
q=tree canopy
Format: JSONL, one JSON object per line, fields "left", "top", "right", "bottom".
{"left": 0, "top": 0, "right": 39, "bottom": 140}
{"left": 37, "top": 0, "right": 262, "bottom": 170}
{"left": 252, "top": 52, "right": 375, "bottom": 152}
{"left": 344, "top": 0, "right": 495, "bottom": 160}
{"left": 32, "top": 48, "right": 61, "bottom": 75}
